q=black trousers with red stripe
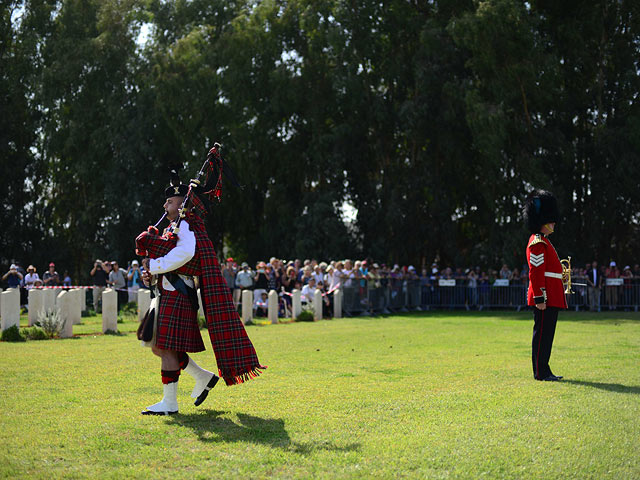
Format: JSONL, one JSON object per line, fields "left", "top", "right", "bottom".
{"left": 532, "top": 307, "right": 559, "bottom": 379}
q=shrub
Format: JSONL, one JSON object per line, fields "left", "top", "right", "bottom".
{"left": 1, "top": 325, "right": 26, "bottom": 342}
{"left": 296, "top": 310, "right": 315, "bottom": 322}
{"left": 36, "top": 308, "right": 66, "bottom": 338}
{"left": 81, "top": 309, "right": 95, "bottom": 318}
{"left": 21, "top": 326, "right": 48, "bottom": 340}
{"left": 121, "top": 302, "right": 138, "bottom": 316}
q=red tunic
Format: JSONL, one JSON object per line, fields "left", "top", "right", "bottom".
{"left": 526, "top": 233, "right": 567, "bottom": 309}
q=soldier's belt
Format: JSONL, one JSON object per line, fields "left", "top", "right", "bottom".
{"left": 544, "top": 272, "right": 563, "bottom": 279}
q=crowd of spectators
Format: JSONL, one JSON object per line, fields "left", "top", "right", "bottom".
{"left": 1, "top": 259, "right": 144, "bottom": 312}
{"left": 3, "top": 257, "right": 640, "bottom": 314}
{"left": 217, "top": 258, "right": 640, "bottom": 314}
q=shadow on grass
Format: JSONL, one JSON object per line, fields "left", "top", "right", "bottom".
{"left": 564, "top": 379, "right": 640, "bottom": 394}
{"left": 167, "top": 410, "right": 360, "bottom": 454}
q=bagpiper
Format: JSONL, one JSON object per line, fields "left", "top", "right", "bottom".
{"left": 136, "top": 147, "right": 265, "bottom": 415}
{"left": 524, "top": 189, "right": 566, "bottom": 381}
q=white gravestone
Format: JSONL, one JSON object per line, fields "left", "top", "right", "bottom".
{"left": 102, "top": 288, "right": 118, "bottom": 333}
{"left": 57, "top": 290, "right": 74, "bottom": 338}
{"left": 313, "top": 289, "right": 323, "bottom": 321}
{"left": 333, "top": 289, "right": 342, "bottom": 318}
{"left": 0, "top": 288, "right": 2, "bottom": 313}
{"left": 53, "top": 288, "right": 63, "bottom": 302}
{"left": 268, "top": 290, "right": 278, "bottom": 324}
{"left": 292, "top": 290, "right": 302, "bottom": 319}
{"left": 28, "top": 288, "right": 45, "bottom": 326}
{"left": 137, "top": 289, "right": 151, "bottom": 322}
{"left": 69, "top": 289, "right": 82, "bottom": 325}
{"left": 44, "top": 289, "right": 57, "bottom": 312}
{"left": 241, "top": 290, "right": 253, "bottom": 325}
{"left": 80, "top": 288, "right": 87, "bottom": 312}
{"left": 1, "top": 289, "right": 20, "bottom": 331}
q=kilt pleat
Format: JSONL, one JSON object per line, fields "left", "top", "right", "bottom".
{"left": 155, "top": 289, "right": 205, "bottom": 352}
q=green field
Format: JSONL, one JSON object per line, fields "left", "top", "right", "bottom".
{"left": 1, "top": 311, "right": 639, "bottom": 479}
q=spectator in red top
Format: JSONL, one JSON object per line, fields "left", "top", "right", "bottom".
{"left": 605, "top": 261, "right": 620, "bottom": 311}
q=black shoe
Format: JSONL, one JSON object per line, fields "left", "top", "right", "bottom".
{"left": 541, "top": 375, "right": 561, "bottom": 381}
{"left": 194, "top": 375, "right": 219, "bottom": 407}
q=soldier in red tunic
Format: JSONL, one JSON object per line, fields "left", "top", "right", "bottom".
{"left": 524, "top": 190, "right": 566, "bottom": 381}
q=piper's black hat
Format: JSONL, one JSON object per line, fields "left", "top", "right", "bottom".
{"left": 165, "top": 183, "right": 188, "bottom": 199}
{"left": 524, "top": 189, "right": 559, "bottom": 234}
{"left": 165, "top": 165, "right": 188, "bottom": 199}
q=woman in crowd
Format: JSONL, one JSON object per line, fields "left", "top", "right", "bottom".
{"left": 253, "top": 261, "right": 269, "bottom": 304}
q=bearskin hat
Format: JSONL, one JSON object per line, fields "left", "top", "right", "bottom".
{"left": 524, "top": 189, "right": 559, "bottom": 234}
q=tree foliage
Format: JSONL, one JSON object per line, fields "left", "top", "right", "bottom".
{"left": 2, "top": 0, "right": 639, "bottom": 281}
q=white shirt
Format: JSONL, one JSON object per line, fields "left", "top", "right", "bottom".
{"left": 342, "top": 269, "right": 354, "bottom": 287}
{"left": 24, "top": 272, "right": 41, "bottom": 289}
{"left": 329, "top": 269, "right": 342, "bottom": 290}
{"left": 148, "top": 220, "right": 196, "bottom": 291}
{"left": 301, "top": 284, "right": 316, "bottom": 302}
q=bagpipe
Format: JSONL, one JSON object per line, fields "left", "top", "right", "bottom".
{"left": 135, "top": 143, "right": 241, "bottom": 263}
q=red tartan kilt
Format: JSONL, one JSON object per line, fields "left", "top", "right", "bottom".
{"left": 155, "top": 289, "right": 205, "bottom": 352}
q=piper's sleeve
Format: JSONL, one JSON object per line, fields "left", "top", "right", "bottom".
{"left": 528, "top": 242, "right": 547, "bottom": 304}
{"left": 148, "top": 221, "right": 196, "bottom": 274}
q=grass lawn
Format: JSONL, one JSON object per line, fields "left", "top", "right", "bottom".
{"left": 1, "top": 311, "right": 639, "bottom": 479}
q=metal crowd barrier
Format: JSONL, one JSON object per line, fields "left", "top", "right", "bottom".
{"left": 232, "top": 282, "right": 640, "bottom": 318}
{"left": 338, "top": 279, "right": 640, "bottom": 314}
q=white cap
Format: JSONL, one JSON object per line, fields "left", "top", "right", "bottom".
{"left": 610, "top": 261, "right": 616, "bottom": 267}
{"left": 10, "top": 264, "right": 17, "bottom": 270}
{"left": 131, "top": 260, "right": 139, "bottom": 266}
{"left": 408, "top": 265, "right": 415, "bottom": 271}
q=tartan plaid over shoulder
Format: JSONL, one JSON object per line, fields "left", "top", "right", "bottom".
{"left": 187, "top": 211, "right": 266, "bottom": 385}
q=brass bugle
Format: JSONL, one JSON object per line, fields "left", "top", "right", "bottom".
{"left": 560, "top": 256, "right": 573, "bottom": 294}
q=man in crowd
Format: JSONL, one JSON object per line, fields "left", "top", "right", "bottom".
{"left": 222, "top": 257, "right": 236, "bottom": 296}
{"left": 2, "top": 264, "right": 23, "bottom": 289}
{"left": 108, "top": 261, "right": 127, "bottom": 311}
{"left": 24, "top": 265, "right": 40, "bottom": 290}
{"left": 301, "top": 276, "right": 317, "bottom": 305}
{"left": 235, "top": 262, "right": 254, "bottom": 291}
{"left": 127, "top": 260, "right": 144, "bottom": 302}
{"left": 586, "top": 261, "right": 602, "bottom": 312}
{"left": 524, "top": 189, "right": 566, "bottom": 382}
{"left": 90, "top": 259, "right": 109, "bottom": 312}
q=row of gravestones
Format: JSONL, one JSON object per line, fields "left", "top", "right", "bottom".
{"left": 0, "top": 288, "right": 155, "bottom": 338}
{"left": 1, "top": 286, "right": 342, "bottom": 338}
{"left": 235, "top": 289, "right": 343, "bottom": 324}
